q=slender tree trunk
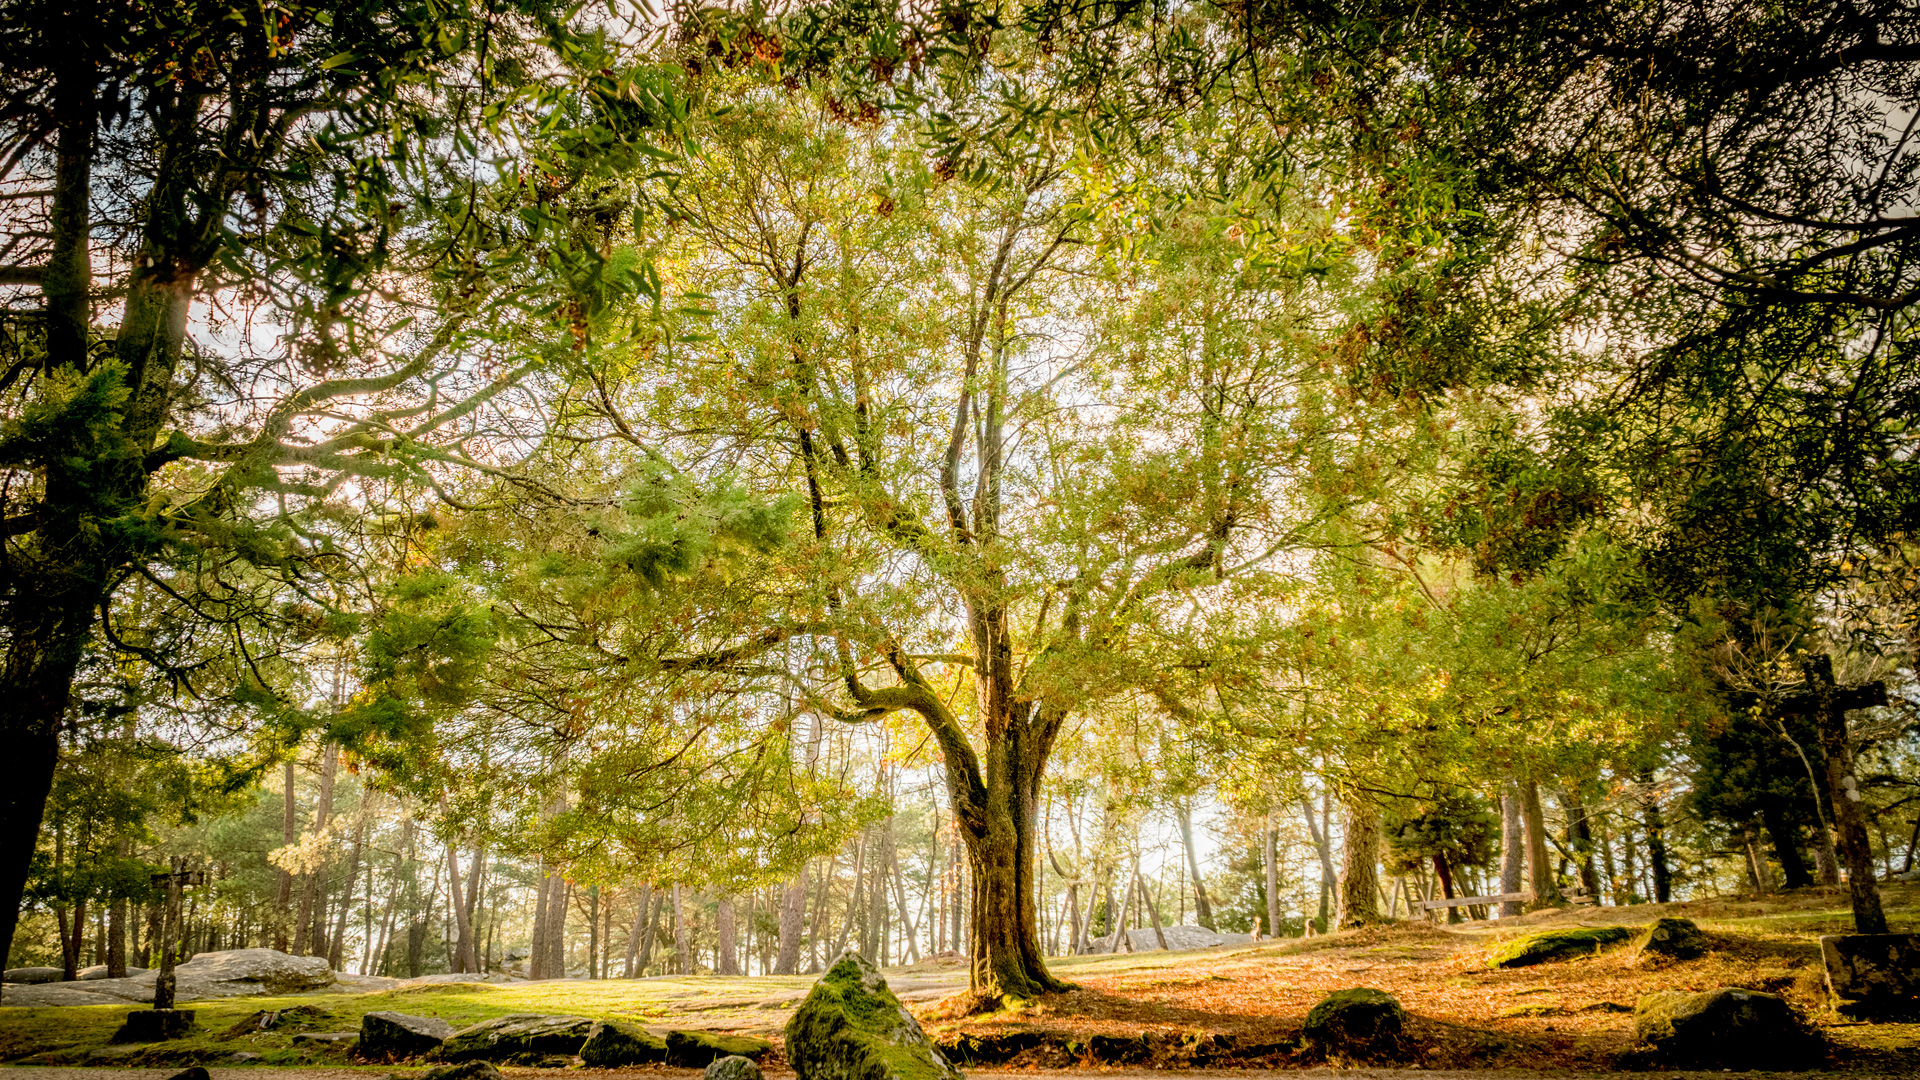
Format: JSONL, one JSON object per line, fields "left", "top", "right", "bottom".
{"left": 1300, "top": 796, "right": 1335, "bottom": 929}
{"left": 275, "top": 760, "right": 296, "bottom": 951}
{"left": 672, "top": 884, "right": 691, "bottom": 975}
{"left": 1637, "top": 769, "right": 1672, "bottom": 903}
{"left": 889, "top": 842, "right": 921, "bottom": 963}
{"left": 1563, "top": 783, "right": 1601, "bottom": 897}
{"left": 1521, "top": 779, "right": 1563, "bottom": 907}
{"left": 1135, "top": 867, "right": 1168, "bottom": 948}
{"left": 445, "top": 840, "right": 475, "bottom": 973}
{"left": 1174, "top": 804, "right": 1215, "bottom": 931}
{"left": 1265, "top": 809, "right": 1283, "bottom": 936}
{"left": 293, "top": 743, "right": 338, "bottom": 955}
{"left": 1336, "top": 790, "right": 1384, "bottom": 928}
{"left": 329, "top": 794, "right": 372, "bottom": 971}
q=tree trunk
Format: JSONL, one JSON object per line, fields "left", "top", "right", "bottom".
{"left": 1265, "top": 809, "right": 1283, "bottom": 936}
{"left": 1173, "top": 804, "right": 1215, "bottom": 931}
{"left": 275, "top": 760, "right": 296, "bottom": 951}
{"left": 1498, "top": 781, "right": 1525, "bottom": 916}
{"left": 716, "top": 896, "right": 739, "bottom": 976}
{"left": 1521, "top": 779, "right": 1563, "bottom": 907}
{"left": 1432, "top": 852, "right": 1460, "bottom": 924}
{"left": 445, "top": 840, "right": 476, "bottom": 973}
{"left": 293, "top": 742, "right": 338, "bottom": 956}
{"left": 774, "top": 868, "right": 806, "bottom": 974}
{"left": 1637, "top": 769, "right": 1672, "bottom": 903}
{"left": 1335, "top": 790, "right": 1384, "bottom": 928}
{"left": 633, "top": 883, "right": 664, "bottom": 976}
{"left": 1562, "top": 783, "right": 1600, "bottom": 897}
{"left": 1804, "top": 658, "right": 1889, "bottom": 933}
{"left": 1135, "top": 867, "right": 1169, "bottom": 948}
{"left": 672, "top": 884, "right": 691, "bottom": 974}
{"left": 1300, "top": 795, "right": 1334, "bottom": 930}
{"left": 1760, "top": 802, "right": 1814, "bottom": 889}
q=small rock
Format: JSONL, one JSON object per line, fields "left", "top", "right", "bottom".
{"left": 1487, "top": 926, "right": 1631, "bottom": 968}
{"left": 1820, "top": 933, "right": 1920, "bottom": 1019}
{"left": 581, "top": 1020, "right": 667, "bottom": 1067}
{"left": 1633, "top": 917, "right": 1708, "bottom": 962}
{"left": 1633, "top": 987, "right": 1821, "bottom": 1069}
{"left": 784, "top": 951, "right": 960, "bottom": 1080}
{"left": 2, "top": 966, "right": 65, "bottom": 984}
{"left": 505, "top": 1052, "right": 576, "bottom": 1067}
{"left": 291, "top": 1031, "right": 359, "bottom": 1044}
{"left": 423, "top": 1062, "right": 505, "bottom": 1080}
{"left": 706, "top": 1054, "right": 763, "bottom": 1080}
{"left": 112, "top": 1007, "right": 197, "bottom": 1043}
{"left": 227, "top": 1051, "right": 264, "bottom": 1062}
{"left": 163, "top": 1069, "right": 211, "bottom": 1080}
{"left": 666, "top": 1029, "right": 775, "bottom": 1069}
{"left": 1302, "top": 987, "right": 1406, "bottom": 1062}
{"left": 361, "top": 1011, "right": 457, "bottom": 1059}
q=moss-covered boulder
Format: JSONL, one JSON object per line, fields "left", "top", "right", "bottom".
{"left": 581, "top": 1021, "right": 668, "bottom": 1067}
{"left": 1633, "top": 987, "right": 1821, "bottom": 1069}
{"left": 421, "top": 1061, "right": 503, "bottom": 1080}
{"left": 665, "top": 1030, "right": 774, "bottom": 1069}
{"left": 1302, "top": 988, "right": 1405, "bottom": 1062}
{"left": 1633, "top": 917, "right": 1708, "bottom": 963}
{"left": 360, "top": 1012, "right": 455, "bottom": 1060}
{"left": 1488, "top": 926, "right": 1632, "bottom": 968}
{"left": 431, "top": 1015, "right": 593, "bottom": 1063}
{"left": 706, "top": 1055, "right": 764, "bottom": 1080}
{"left": 785, "top": 950, "right": 964, "bottom": 1080}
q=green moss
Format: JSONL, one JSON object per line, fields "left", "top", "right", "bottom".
{"left": 784, "top": 953, "right": 960, "bottom": 1080}
{"left": 1487, "top": 926, "right": 1632, "bottom": 968}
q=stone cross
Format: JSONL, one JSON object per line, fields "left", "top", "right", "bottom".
{"left": 147, "top": 859, "right": 205, "bottom": 1011}
{"left": 1774, "top": 656, "right": 1889, "bottom": 935}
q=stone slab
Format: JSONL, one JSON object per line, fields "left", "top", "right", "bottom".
{"left": 1821, "top": 932, "right": 1919, "bottom": 1018}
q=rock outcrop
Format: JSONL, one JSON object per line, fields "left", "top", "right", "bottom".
{"left": 581, "top": 1021, "right": 668, "bottom": 1067}
{"left": 1820, "top": 933, "right": 1920, "bottom": 1019}
{"left": 1633, "top": 987, "right": 1820, "bottom": 1069}
{"left": 2, "top": 967, "right": 63, "bottom": 984}
{"left": 361, "top": 1011, "right": 457, "bottom": 1059}
{"left": 1302, "top": 988, "right": 1406, "bottom": 1062}
{"left": 667, "top": 1030, "right": 775, "bottom": 1069}
{"left": 1487, "top": 926, "right": 1631, "bottom": 968}
{"left": 1633, "top": 918, "right": 1708, "bottom": 962}
{"left": 432, "top": 1015, "right": 593, "bottom": 1063}
{"left": 785, "top": 951, "right": 963, "bottom": 1080}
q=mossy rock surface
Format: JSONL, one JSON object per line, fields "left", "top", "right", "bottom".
{"left": 705, "top": 1054, "right": 765, "bottom": 1080}
{"left": 1487, "top": 926, "right": 1631, "bottom": 968}
{"left": 1633, "top": 987, "right": 1821, "bottom": 1070}
{"left": 1633, "top": 917, "right": 1708, "bottom": 962}
{"left": 431, "top": 1014, "right": 592, "bottom": 1062}
{"left": 1302, "top": 987, "right": 1405, "bottom": 1062}
{"left": 581, "top": 1020, "right": 667, "bottom": 1067}
{"left": 784, "top": 950, "right": 964, "bottom": 1080}
{"left": 665, "top": 1029, "right": 773, "bottom": 1068}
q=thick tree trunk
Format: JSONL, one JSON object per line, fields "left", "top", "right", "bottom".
{"left": 1562, "top": 783, "right": 1600, "bottom": 897}
{"left": 1761, "top": 803, "right": 1814, "bottom": 889}
{"left": 1174, "top": 804, "right": 1215, "bottom": 931}
{"left": 1335, "top": 791, "right": 1384, "bottom": 928}
{"left": 716, "top": 896, "right": 739, "bottom": 975}
{"left": 1521, "top": 779, "right": 1563, "bottom": 907}
{"left": 774, "top": 869, "right": 806, "bottom": 974}
{"left": 1805, "top": 658, "right": 1889, "bottom": 933}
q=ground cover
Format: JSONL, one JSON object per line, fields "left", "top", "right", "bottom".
{"left": 1, "top": 885, "right": 1914, "bottom": 1074}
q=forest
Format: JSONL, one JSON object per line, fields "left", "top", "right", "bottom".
{"left": 0, "top": 0, "right": 1916, "bottom": 1030}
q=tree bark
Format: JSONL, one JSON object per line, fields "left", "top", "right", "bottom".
{"left": 1498, "top": 781, "right": 1525, "bottom": 916}
{"left": 293, "top": 742, "right": 338, "bottom": 956}
{"left": 1637, "top": 769, "right": 1672, "bottom": 902}
{"left": 774, "top": 868, "right": 807, "bottom": 974}
{"left": 1521, "top": 779, "right": 1563, "bottom": 907}
{"left": 624, "top": 884, "right": 653, "bottom": 977}
{"left": 1562, "top": 783, "right": 1601, "bottom": 897}
{"left": 1335, "top": 790, "right": 1384, "bottom": 928}
{"left": 1174, "top": 804, "right": 1215, "bottom": 931}
{"left": 1135, "top": 867, "right": 1168, "bottom": 948}
{"left": 716, "top": 896, "right": 739, "bottom": 975}
{"left": 672, "top": 884, "right": 691, "bottom": 974}
{"left": 275, "top": 761, "right": 296, "bottom": 951}
{"left": 1803, "top": 657, "right": 1889, "bottom": 933}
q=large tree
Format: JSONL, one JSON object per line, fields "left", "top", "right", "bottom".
{"left": 0, "top": 0, "right": 677, "bottom": 963}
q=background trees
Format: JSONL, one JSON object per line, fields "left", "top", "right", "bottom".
{"left": 2, "top": 0, "right": 1915, "bottom": 988}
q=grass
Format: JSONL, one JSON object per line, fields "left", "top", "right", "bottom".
{"left": 0, "top": 882, "right": 1914, "bottom": 1072}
